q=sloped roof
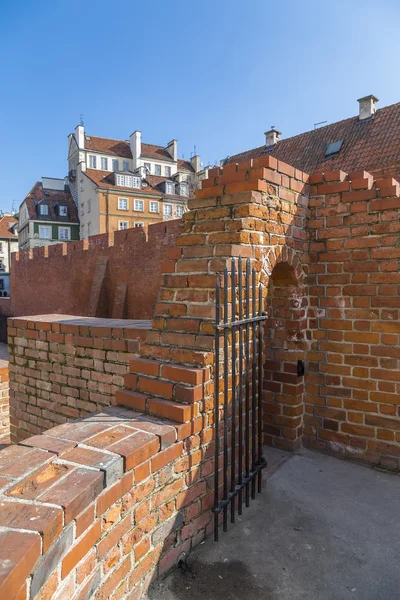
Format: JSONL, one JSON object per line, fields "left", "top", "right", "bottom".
{"left": 225, "top": 101, "right": 400, "bottom": 175}
{"left": 177, "top": 159, "right": 195, "bottom": 172}
{"left": 23, "top": 182, "right": 79, "bottom": 222}
{"left": 84, "top": 136, "right": 175, "bottom": 162}
{"left": 0, "top": 216, "right": 18, "bottom": 239}
{"left": 84, "top": 170, "right": 189, "bottom": 200}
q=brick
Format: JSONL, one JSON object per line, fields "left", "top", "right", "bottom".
{"left": 40, "top": 468, "right": 104, "bottom": 523}
{"left": 6, "top": 462, "right": 74, "bottom": 500}
{"left": 147, "top": 398, "right": 196, "bottom": 423}
{"left": 20, "top": 434, "right": 77, "bottom": 455}
{"left": 84, "top": 425, "right": 135, "bottom": 450}
{"left": 61, "top": 446, "right": 123, "bottom": 486}
{"left": 130, "top": 417, "right": 177, "bottom": 448}
{"left": 151, "top": 441, "right": 183, "bottom": 472}
{"left": 62, "top": 520, "right": 101, "bottom": 578}
{"left": 0, "top": 530, "right": 41, "bottom": 599}
{"left": 0, "top": 500, "right": 63, "bottom": 552}
{"left": 31, "top": 524, "right": 74, "bottom": 596}
{"left": 116, "top": 389, "right": 147, "bottom": 411}
{"left": 130, "top": 358, "right": 161, "bottom": 377}
{"left": 108, "top": 431, "right": 160, "bottom": 471}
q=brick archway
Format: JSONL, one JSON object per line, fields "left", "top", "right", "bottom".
{"left": 262, "top": 246, "right": 308, "bottom": 451}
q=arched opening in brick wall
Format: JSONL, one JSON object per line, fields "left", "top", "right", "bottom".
{"left": 263, "top": 258, "right": 308, "bottom": 451}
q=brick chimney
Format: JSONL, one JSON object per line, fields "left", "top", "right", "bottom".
{"left": 265, "top": 128, "right": 281, "bottom": 147}
{"left": 130, "top": 131, "right": 141, "bottom": 168}
{"left": 357, "top": 95, "right": 379, "bottom": 120}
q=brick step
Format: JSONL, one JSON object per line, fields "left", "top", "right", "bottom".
{"left": 115, "top": 388, "right": 198, "bottom": 424}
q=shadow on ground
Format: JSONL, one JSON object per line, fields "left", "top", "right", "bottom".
{"left": 147, "top": 447, "right": 400, "bottom": 600}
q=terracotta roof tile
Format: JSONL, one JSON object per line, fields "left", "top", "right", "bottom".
{"left": 0, "top": 216, "right": 18, "bottom": 239}
{"left": 84, "top": 136, "right": 175, "bottom": 163}
{"left": 85, "top": 170, "right": 188, "bottom": 200}
{"left": 225, "top": 101, "right": 400, "bottom": 175}
{"left": 23, "top": 182, "right": 78, "bottom": 223}
{"left": 177, "top": 159, "right": 194, "bottom": 172}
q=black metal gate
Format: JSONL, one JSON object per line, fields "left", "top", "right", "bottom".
{"left": 213, "top": 257, "right": 267, "bottom": 541}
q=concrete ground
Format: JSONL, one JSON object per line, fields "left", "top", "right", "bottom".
{"left": 147, "top": 448, "right": 400, "bottom": 600}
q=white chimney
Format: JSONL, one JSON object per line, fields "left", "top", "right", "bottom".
{"left": 130, "top": 131, "right": 141, "bottom": 168}
{"left": 75, "top": 125, "right": 85, "bottom": 149}
{"left": 190, "top": 155, "right": 201, "bottom": 173}
{"left": 265, "top": 128, "right": 282, "bottom": 147}
{"left": 357, "top": 95, "right": 379, "bottom": 120}
{"left": 167, "top": 139, "right": 178, "bottom": 161}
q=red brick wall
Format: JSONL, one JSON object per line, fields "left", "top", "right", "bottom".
{"left": 8, "top": 316, "right": 148, "bottom": 442}
{"left": 0, "top": 363, "right": 9, "bottom": 441}
{"left": 10, "top": 221, "right": 181, "bottom": 320}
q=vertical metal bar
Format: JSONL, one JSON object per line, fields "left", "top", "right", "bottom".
{"left": 223, "top": 265, "right": 229, "bottom": 531}
{"left": 245, "top": 259, "right": 251, "bottom": 507}
{"left": 237, "top": 257, "right": 244, "bottom": 515}
{"left": 214, "top": 278, "right": 220, "bottom": 541}
{"left": 230, "top": 259, "right": 236, "bottom": 523}
{"left": 251, "top": 269, "right": 257, "bottom": 500}
{"left": 258, "top": 283, "right": 263, "bottom": 494}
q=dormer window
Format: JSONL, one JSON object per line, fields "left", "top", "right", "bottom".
{"left": 325, "top": 140, "right": 344, "bottom": 159}
{"left": 123, "top": 161, "right": 129, "bottom": 171}
{"left": 116, "top": 174, "right": 141, "bottom": 189}
{"left": 154, "top": 165, "right": 161, "bottom": 175}
{"left": 59, "top": 206, "right": 67, "bottom": 217}
{"left": 165, "top": 166, "right": 172, "bottom": 177}
{"left": 166, "top": 182, "right": 175, "bottom": 195}
{"left": 179, "top": 183, "right": 189, "bottom": 197}
{"left": 40, "top": 205, "right": 48, "bottom": 215}
{"left": 144, "top": 162, "right": 151, "bottom": 172}
{"left": 89, "top": 155, "right": 97, "bottom": 168}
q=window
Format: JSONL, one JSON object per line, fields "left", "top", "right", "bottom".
{"left": 144, "top": 162, "right": 151, "bottom": 172}
{"left": 88, "top": 200, "right": 91, "bottom": 213}
{"left": 165, "top": 166, "right": 172, "bottom": 177}
{"left": 123, "top": 161, "right": 129, "bottom": 171}
{"left": 166, "top": 182, "right": 175, "bottom": 195}
{"left": 112, "top": 159, "right": 119, "bottom": 171}
{"left": 150, "top": 201, "right": 159, "bottom": 213}
{"left": 0, "top": 280, "right": 4, "bottom": 291}
{"left": 39, "top": 226, "right": 51, "bottom": 239}
{"left": 81, "top": 224, "right": 85, "bottom": 238}
{"left": 164, "top": 204, "right": 172, "bottom": 216}
{"left": 87, "top": 222, "right": 91, "bottom": 237}
{"left": 0, "top": 243, "right": 3, "bottom": 253}
{"left": 134, "top": 222, "right": 144, "bottom": 228}
{"left": 40, "top": 204, "right": 48, "bottom": 215}
{"left": 154, "top": 164, "right": 161, "bottom": 175}
{"left": 101, "top": 157, "right": 108, "bottom": 170}
{"left": 118, "top": 197, "right": 128, "bottom": 210}
{"left": 176, "top": 205, "right": 184, "bottom": 217}
{"left": 80, "top": 203, "right": 84, "bottom": 216}
{"left": 118, "top": 221, "right": 129, "bottom": 230}
{"left": 134, "top": 199, "right": 144, "bottom": 211}
{"left": 89, "top": 155, "right": 97, "bottom": 168}
{"left": 325, "top": 140, "right": 344, "bottom": 159}
{"left": 116, "top": 174, "right": 141, "bottom": 188}
{"left": 0, "top": 261, "right": 3, "bottom": 270}
{"left": 179, "top": 183, "right": 189, "bottom": 197}
{"left": 59, "top": 206, "right": 67, "bottom": 217}
{"left": 59, "top": 227, "right": 70, "bottom": 241}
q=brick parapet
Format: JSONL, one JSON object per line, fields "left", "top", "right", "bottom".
{"left": 8, "top": 315, "right": 150, "bottom": 442}
{"left": 0, "top": 361, "right": 9, "bottom": 442}
{"left": 0, "top": 405, "right": 214, "bottom": 599}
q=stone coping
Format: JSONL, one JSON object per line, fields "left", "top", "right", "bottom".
{"left": 0, "top": 405, "right": 183, "bottom": 598}
{"left": 9, "top": 315, "right": 152, "bottom": 330}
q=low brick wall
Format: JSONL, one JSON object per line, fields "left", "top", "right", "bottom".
{"left": 0, "top": 361, "right": 9, "bottom": 442}
{"left": 0, "top": 403, "right": 213, "bottom": 599}
{"left": 8, "top": 316, "right": 150, "bottom": 442}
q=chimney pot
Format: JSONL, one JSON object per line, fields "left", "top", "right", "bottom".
{"left": 265, "top": 128, "right": 282, "bottom": 147}
{"left": 357, "top": 95, "right": 379, "bottom": 120}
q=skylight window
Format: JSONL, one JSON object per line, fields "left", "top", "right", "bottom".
{"left": 325, "top": 140, "right": 344, "bottom": 158}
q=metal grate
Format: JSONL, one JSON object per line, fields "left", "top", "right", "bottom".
{"left": 213, "top": 258, "right": 267, "bottom": 541}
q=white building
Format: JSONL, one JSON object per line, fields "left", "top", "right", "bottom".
{"left": 0, "top": 215, "right": 18, "bottom": 296}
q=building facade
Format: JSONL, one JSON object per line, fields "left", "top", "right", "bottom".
{"left": 67, "top": 125, "right": 208, "bottom": 238}
{"left": 0, "top": 215, "right": 18, "bottom": 296}
{"left": 18, "top": 178, "right": 79, "bottom": 251}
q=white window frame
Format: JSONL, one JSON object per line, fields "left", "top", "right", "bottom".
{"left": 165, "top": 166, "right": 172, "bottom": 177}
{"left": 0, "top": 243, "right": 3, "bottom": 253}
{"left": 40, "top": 204, "right": 48, "bottom": 215}
{"left": 59, "top": 206, "right": 67, "bottom": 217}
{"left": 150, "top": 201, "right": 159, "bottom": 213}
{"left": 180, "top": 183, "right": 189, "bottom": 197}
{"left": 134, "top": 222, "right": 144, "bottom": 228}
{"left": 39, "top": 226, "right": 51, "bottom": 239}
{"left": 89, "top": 155, "right": 97, "bottom": 168}
{"left": 163, "top": 204, "right": 172, "bottom": 216}
{"left": 101, "top": 157, "right": 108, "bottom": 170}
{"left": 132, "top": 176, "right": 141, "bottom": 189}
{"left": 144, "top": 162, "right": 151, "bottom": 172}
{"left": 112, "top": 159, "right": 119, "bottom": 171}
{"left": 118, "top": 220, "right": 129, "bottom": 230}
{"left": 154, "top": 164, "right": 161, "bottom": 175}
{"left": 123, "top": 161, "right": 129, "bottom": 171}
{"left": 134, "top": 199, "right": 144, "bottom": 212}
{"left": 176, "top": 205, "right": 184, "bottom": 217}
{"left": 58, "top": 227, "right": 70, "bottom": 241}
{"left": 118, "top": 197, "right": 129, "bottom": 211}
{"left": 166, "top": 182, "right": 175, "bottom": 195}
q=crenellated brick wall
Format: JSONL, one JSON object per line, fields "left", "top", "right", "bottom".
{"left": 0, "top": 362, "right": 9, "bottom": 442}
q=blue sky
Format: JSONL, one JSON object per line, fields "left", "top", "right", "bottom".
{"left": 1, "top": 0, "right": 400, "bottom": 213}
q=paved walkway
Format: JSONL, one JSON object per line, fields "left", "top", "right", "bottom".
{"left": 148, "top": 448, "right": 400, "bottom": 600}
